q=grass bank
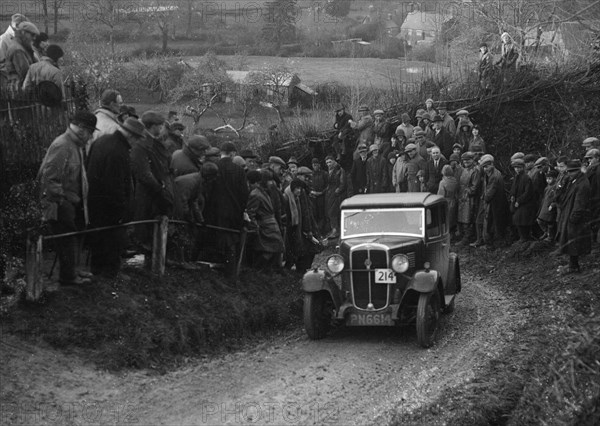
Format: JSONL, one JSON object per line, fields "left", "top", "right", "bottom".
{"left": 1, "top": 266, "right": 303, "bottom": 372}
{"left": 391, "top": 242, "right": 600, "bottom": 425}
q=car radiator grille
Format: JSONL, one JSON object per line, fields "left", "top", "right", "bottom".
{"left": 350, "top": 248, "right": 389, "bottom": 310}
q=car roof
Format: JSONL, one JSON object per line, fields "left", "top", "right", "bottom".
{"left": 341, "top": 193, "right": 446, "bottom": 209}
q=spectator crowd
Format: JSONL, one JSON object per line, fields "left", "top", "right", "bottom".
{"left": 2, "top": 15, "right": 598, "bottom": 286}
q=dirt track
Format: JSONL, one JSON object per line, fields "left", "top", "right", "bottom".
{"left": 0, "top": 271, "right": 525, "bottom": 426}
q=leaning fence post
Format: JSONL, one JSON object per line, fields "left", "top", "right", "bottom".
{"left": 25, "top": 232, "right": 43, "bottom": 301}
{"left": 152, "top": 215, "right": 169, "bottom": 275}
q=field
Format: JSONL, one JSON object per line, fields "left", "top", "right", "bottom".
{"left": 194, "top": 55, "right": 449, "bottom": 90}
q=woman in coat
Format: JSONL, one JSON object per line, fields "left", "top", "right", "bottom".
{"left": 557, "top": 160, "right": 592, "bottom": 273}
{"left": 246, "top": 170, "right": 284, "bottom": 271}
{"left": 438, "top": 165, "right": 459, "bottom": 231}
{"left": 325, "top": 156, "right": 346, "bottom": 238}
{"left": 509, "top": 158, "right": 537, "bottom": 242}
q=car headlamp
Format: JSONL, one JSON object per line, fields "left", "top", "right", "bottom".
{"left": 326, "top": 254, "right": 345, "bottom": 275}
{"left": 391, "top": 254, "right": 410, "bottom": 273}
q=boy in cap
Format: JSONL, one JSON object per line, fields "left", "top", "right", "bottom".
{"left": 537, "top": 169, "right": 559, "bottom": 242}
{"left": 332, "top": 103, "right": 353, "bottom": 163}
{"left": 38, "top": 110, "right": 98, "bottom": 286}
{"left": 510, "top": 158, "right": 536, "bottom": 243}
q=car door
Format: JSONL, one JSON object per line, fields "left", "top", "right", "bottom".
{"left": 425, "top": 205, "right": 449, "bottom": 283}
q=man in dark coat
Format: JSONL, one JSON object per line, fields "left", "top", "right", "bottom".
{"left": 557, "top": 160, "right": 592, "bottom": 273}
{"left": 309, "top": 158, "right": 328, "bottom": 235}
{"left": 432, "top": 114, "right": 454, "bottom": 160}
{"left": 350, "top": 144, "right": 369, "bottom": 194}
{"left": 38, "top": 111, "right": 97, "bottom": 286}
{"left": 325, "top": 156, "right": 346, "bottom": 239}
{"left": 479, "top": 154, "right": 510, "bottom": 248}
{"left": 332, "top": 103, "right": 353, "bottom": 164}
{"left": 365, "top": 144, "right": 389, "bottom": 193}
{"left": 210, "top": 141, "right": 249, "bottom": 277}
{"left": 87, "top": 118, "right": 145, "bottom": 278}
{"left": 510, "top": 158, "right": 537, "bottom": 242}
{"left": 584, "top": 149, "right": 600, "bottom": 243}
{"left": 131, "top": 111, "right": 174, "bottom": 263}
{"left": 171, "top": 135, "right": 210, "bottom": 177}
{"left": 426, "top": 146, "right": 448, "bottom": 193}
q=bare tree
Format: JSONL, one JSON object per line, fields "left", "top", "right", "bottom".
{"left": 81, "top": 0, "right": 121, "bottom": 56}
{"left": 53, "top": 0, "right": 66, "bottom": 34}
{"left": 142, "top": 0, "right": 180, "bottom": 52}
{"left": 247, "top": 65, "right": 296, "bottom": 123}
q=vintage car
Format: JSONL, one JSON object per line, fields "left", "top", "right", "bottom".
{"left": 302, "top": 193, "right": 461, "bottom": 348}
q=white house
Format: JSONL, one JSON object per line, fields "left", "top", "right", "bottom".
{"left": 399, "top": 11, "right": 452, "bottom": 46}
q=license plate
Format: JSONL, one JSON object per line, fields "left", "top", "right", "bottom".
{"left": 374, "top": 268, "right": 396, "bottom": 284}
{"left": 348, "top": 312, "right": 394, "bottom": 326}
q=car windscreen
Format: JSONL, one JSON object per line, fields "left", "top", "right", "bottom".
{"left": 341, "top": 208, "right": 424, "bottom": 238}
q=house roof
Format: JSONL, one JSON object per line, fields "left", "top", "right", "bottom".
{"left": 400, "top": 11, "right": 451, "bottom": 32}
{"left": 226, "top": 70, "right": 251, "bottom": 83}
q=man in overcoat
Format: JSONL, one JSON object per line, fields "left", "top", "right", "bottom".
{"left": 350, "top": 144, "right": 369, "bottom": 195}
{"left": 131, "top": 111, "right": 174, "bottom": 262}
{"left": 332, "top": 103, "right": 353, "bottom": 163}
{"left": 557, "top": 160, "right": 592, "bottom": 273}
{"left": 366, "top": 144, "right": 388, "bottom": 193}
{"left": 325, "top": 156, "right": 346, "bottom": 239}
{"left": 87, "top": 117, "right": 145, "bottom": 278}
{"left": 510, "top": 158, "right": 537, "bottom": 242}
{"left": 426, "top": 146, "right": 448, "bottom": 193}
{"left": 171, "top": 135, "right": 210, "bottom": 177}
{"left": 457, "top": 152, "right": 480, "bottom": 245}
{"left": 432, "top": 114, "right": 454, "bottom": 160}
{"left": 479, "top": 154, "right": 510, "bottom": 248}
{"left": 38, "top": 110, "right": 97, "bottom": 286}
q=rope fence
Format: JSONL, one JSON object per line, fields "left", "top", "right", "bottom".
{"left": 25, "top": 216, "right": 248, "bottom": 302}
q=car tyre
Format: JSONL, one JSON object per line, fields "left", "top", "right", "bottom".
{"left": 448, "top": 253, "right": 461, "bottom": 294}
{"left": 303, "top": 292, "right": 333, "bottom": 340}
{"left": 416, "top": 291, "right": 440, "bottom": 348}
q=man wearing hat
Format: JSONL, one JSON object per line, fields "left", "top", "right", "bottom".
{"left": 530, "top": 156, "right": 549, "bottom": 211}
{"left": 163, "top": 121, "right": 186, "bottom": 154}
{"left": 240, "top": 149, "right": 259, "bottom": 171}
{"left": 437, "top": 102, "right": 456, "bottom": 137}
{"left": 324, "top": 156, "right": 346, "bottom": 239}
{"left": 91, "top": 89, "right": 124, "bottom": 151}
{"left": 283, "top": 156, "right": 299, "bottom": 188}
{"left": 171, "top": 135, "right": 210, "bottom": 177}
{"left": 332, "top": 103, "right": 353, "bottom": 164}
{"left": 22, "top": 44, "right": 64, "bottom": 95}
{"left": 479, "top": 42, "right": 493, "bottom": 94}
{"left": 557, "top": 160, "right": 592, "bottom": 273}
{"left": 350, "top": 144, "right": 369, "bottom": 195}
{"left": 366, "top": 144, "right": 388, "bottom": 194}
{"left": 3, "top": 20, "right": 39, "bottom": 89}
{"left": 0, "top": 14, "right": 29, "bottom": 68}
{"left": 404, "top": 143, "right": 427, "bottom": 192}
{"left": 372, "top": 109, "right": 391, "bottom": 152}
{"left": 267, "top": 156, "right": 288, "bottom": 235}
{"left": 582, "top": 137, "right": 600, "bottom": 153}
{"left": 475, "top": 154, "right": 509, "bottom": 248}
{"left": 204, "top": 146, "right": 221, "bottom": 164}
{"left": 86, "top": 117, "right": 146, "bottom": 279}
{"left": 132, "top": 110, "right": 174, "bottom": 266}
{"left": 510, "top": 158, "right": 537, "bottom": 243}
{"left": 38, "top": 110, "right": 98, "bottom": 286}
{"left": 350, "top": 105, "right": 374, "bottom": 159}
{"left": 457, "top": 152, "right": 481, "bottom": 245}
{"left": 584, "top": 148, "right": 600, "bottom": 243}
{"left": 432, "top": 113, "right": 454, "bottom": 160}
{"left": 310, "top": 158, "right": 328, "bottom": 234}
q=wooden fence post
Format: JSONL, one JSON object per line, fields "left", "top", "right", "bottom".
{"left": 25, "top": 232, "right": 43, "bottom": 301}
{"left": 152, "top": 215, "right": 169, "bottom": 275}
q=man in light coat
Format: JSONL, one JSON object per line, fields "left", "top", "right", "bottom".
{"left": 89, "top": 89, "right": 123, "bottom": 152}
{"left": 38, "top": 111, "right": 97, "bottom": 286}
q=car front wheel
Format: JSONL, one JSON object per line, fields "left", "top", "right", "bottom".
{"left": 416, "top": 291, "right": 441, "bottom": 348}
{"left": 303, "top": 292, "right": 333, "bottom": 340}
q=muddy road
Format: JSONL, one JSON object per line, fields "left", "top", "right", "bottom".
{"left": 1, "top": 272, "right": 525, "bottom": 425}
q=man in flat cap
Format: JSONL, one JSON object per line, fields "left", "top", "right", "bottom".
{"left": 205, "top": 141, "right": 248, "bottom": 278}
{"left": 0, "top": 13, "right": 29, "bottom": 85}
{"left": 350, "top": 105, "right": 374, "bottom": 165}
{"left": 432, "top": 114, "right": 454, "bottom": 160}
{"left": 267, "top": 156, "right": 288, "bottom": 240}
{"left": 350, "top": 144, "right": 369, "bottom": 195}
{"left": 437, "top": 102, "right": 456, "bottom": 137}
{"left": 163, "top": 121, "right": 186, "bottom": 154}
{"left": 240, "top": 149, "right": 259, "bottom": 171}
{"left": 171, "top": 135, "right": 210, "bottom": 177}
{"left": 556, "top": 160, "right": 592, "bottom": 273}
{"left": 582, "top": 137, "right": 599, "bottom": 153}
{"left": 510, "top": 158, "right": 537, "bottom": 243}
{"left": 472, "top": 154, "right": 509, "bottom": 248}
{"left": 38, "top": 110, "right": 98, "bottom": 286}
{"left": 132, "top": 110, "right": 174, "bottom": 265}
{"left": 3, "top": 20, "right": 39, "bottom": 90}
{"left": 309, "top": 158, "right": 328, "bottom": 235}
{"left": 87, "top": 117, "right": 146, "bottom": 279}
{"left": 405, "top": 143, "right": 428, "bottom": 193}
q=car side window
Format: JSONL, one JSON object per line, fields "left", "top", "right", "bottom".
{"left": 426, "top": 207, "right": 441, "bottom": 238}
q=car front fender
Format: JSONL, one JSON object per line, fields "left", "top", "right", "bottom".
{"left": 302, "top": 269, "right": 343, "bottom": 308}
{"left": 407, "top": 270, "right": 440, "bottom": 293}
